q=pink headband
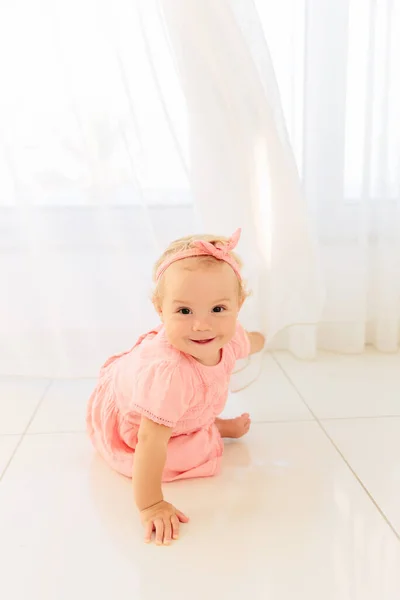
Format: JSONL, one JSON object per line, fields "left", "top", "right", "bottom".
{"left": 156, "top": 228, "right": 242, "bottom": 282}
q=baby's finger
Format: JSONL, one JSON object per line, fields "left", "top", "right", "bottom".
{"left": 154, "top": 518, "right": 164, "bottom": 546}
{"left": 163, "top": 519, "right": 172, "bottom": 545}
{"left": 144, "top": 521, "right": 153, "bottom": 544}
{"left": 175, "top": 509, "right": 189, "bottom": 523}
{"left": 171, "top": 514, "right": 180, "bottom": 540}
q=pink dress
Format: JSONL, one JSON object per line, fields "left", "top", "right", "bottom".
{"left": 87, "top": 322, "right": 250, "bottom": 482}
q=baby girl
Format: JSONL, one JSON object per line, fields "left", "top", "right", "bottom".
{"left": 87, "top": 228, "right": 265, "bottom": 545}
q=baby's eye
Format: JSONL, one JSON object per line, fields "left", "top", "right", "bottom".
{"left": 212, "top": 306, "right": 225, "bottom": 313}
{"left": 178, "top": 308, "right": 192, "bottom": 315}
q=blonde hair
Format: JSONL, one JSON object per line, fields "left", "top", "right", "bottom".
{"left": 152, "top": 233, "right": 248, "bottom": 306}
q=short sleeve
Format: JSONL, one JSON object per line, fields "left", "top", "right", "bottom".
{"left": 131, "top": 360, "right": 190, "bottom": 428}
{"left": 229, "top": 322, "right": 251, "bottom": 360}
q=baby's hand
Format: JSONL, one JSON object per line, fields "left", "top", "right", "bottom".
{"left": 140, "top": 500, "right": 189, "bottom": 545}
{"left": 247, "top": 331, "right": 266, "bottom": 355}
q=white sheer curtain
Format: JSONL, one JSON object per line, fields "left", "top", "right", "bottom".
{"left": 257, "top": 0, "right": 400, "bottom": 353}
{"left": 161, "top": 0, "right": 400, "bottom": 356}
{"left": 1, "top": 0, "right": 399, "bottom": 378}
{"left": 0, "top": 0, "right": 197, "bottom": 377}
{"left": 160, "top": 0, "right": 323, "bottom": 358}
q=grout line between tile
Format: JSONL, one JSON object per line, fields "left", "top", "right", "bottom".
{"left": 23, "top": 419, "right": 316, "bottom": 436}
{"left": 320, "top": 415, "right": 400, "bottom": 421}
{"left": 0, "top": 374, "right": 96, "bottom": 381}
{"left": 271, "top": 353, "right": 400, "bottom": 543}
{"left": 250, "top": 418, "right": 315, "bottom": 424}
{"left": 0, "top": 379, "right": 54, "bottom": 483}
{"left": 24, "top": 430, "right": 86, "bottom": 436}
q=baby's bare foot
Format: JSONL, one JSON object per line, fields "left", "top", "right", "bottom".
{"left": 215, "top": 414, "right": 251, "bottom": 439}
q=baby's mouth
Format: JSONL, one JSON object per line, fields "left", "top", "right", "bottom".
{"left": 190, "top": 338, "right": 215, "bottom": 345}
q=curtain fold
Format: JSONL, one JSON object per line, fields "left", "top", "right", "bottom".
{"left": 159, "top": 0, "right": 324, "bottom": 352}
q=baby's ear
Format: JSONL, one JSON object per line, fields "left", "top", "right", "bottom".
{"left": 152, "top": 296, "right": 163, "bottom": 320}
{"left": 238, "top": 294, "right": 246, "bottom": 310}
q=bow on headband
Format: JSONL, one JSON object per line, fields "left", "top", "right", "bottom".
{"left": 155, "top": 228, "right": 242, "bottom": 281}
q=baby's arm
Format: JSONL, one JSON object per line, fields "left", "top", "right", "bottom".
{"left": 133, "top": 417, "right": 189, "bottom": 545}
{"left": 133, "top": 417, "right": 170, "bottom": 510}
{"left": 247, "top": 331, "right": 265, "bottom": 355}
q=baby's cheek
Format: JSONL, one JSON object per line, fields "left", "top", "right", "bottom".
{"left": 223, "top": 317, "right": 239, "bottom": 340}
{"left": 165, "top": 318, "right": 187, "bottom": 341}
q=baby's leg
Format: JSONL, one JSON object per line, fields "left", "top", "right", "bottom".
{"left": 215, "top": 414, "right": 251, "bottom": 439}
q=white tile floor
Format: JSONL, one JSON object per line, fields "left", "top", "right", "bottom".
{"left": 1, "top": 351, "right": 400, "bottom": 600}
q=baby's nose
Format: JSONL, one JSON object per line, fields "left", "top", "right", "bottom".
{"left": 192, "top": 319, "right": 212, "bottom": 332}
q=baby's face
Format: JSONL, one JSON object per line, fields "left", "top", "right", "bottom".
{"left": 158, "top": 259, "right": 242, "bottom": 366}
